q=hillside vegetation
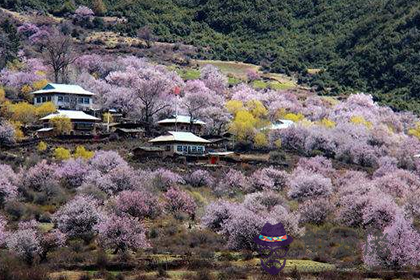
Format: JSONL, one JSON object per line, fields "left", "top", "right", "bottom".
{"left": 1, "top": 0, "right": 420, "bottom": 111}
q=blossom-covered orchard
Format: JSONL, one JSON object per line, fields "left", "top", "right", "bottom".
{"left": 0, "top": 146, "right": 419, "bottom": 271}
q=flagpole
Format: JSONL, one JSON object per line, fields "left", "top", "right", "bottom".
{"left": 175, "top": 95, "right": 178, "bottom": 131}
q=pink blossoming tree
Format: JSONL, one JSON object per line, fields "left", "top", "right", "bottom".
{"left": 250, "top": 167, "right": 288, "bottom": 191}
{"left": 363, "top": 215, "right": 420, "bottom": 269}
{"left": 0, "top": 164, "right": 18, "bottom": 206}
{"left": 215, "top": 168, "right": 251, "bottom": 196}
{"left": 96, "top": 213, "right": 149, "bottom": 253}
{"left": 200, "top": 64, "right": 227, "bottom": 95}
{"left": 185, "top": 170, "right": 215, "bottom": 188}
{"left": 288, "top": 172, "right": 333, "bottom": 201}
{"left": 0, "top": 121, "right": 15, "bottom": 145}
{"left": 6, "top": 227, "right": 42, "bottom": 264}
{"left": 52, "top": 195, "right": 104, "bottom": 241}
{"left": 114, "top": 190, "right": 161, "bottom": 219}
{"left": 55, "top": 158, "right": 90, "bottom": 189}
{"left": 0, "top": 215, "right": 6, "bottom": 246}
{"left": 163, "top": 186, "right": 197, "bottom": 218}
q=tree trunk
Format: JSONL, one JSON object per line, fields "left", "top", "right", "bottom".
{"left": 54, "top": 69, "right": 59, "bottom": 83}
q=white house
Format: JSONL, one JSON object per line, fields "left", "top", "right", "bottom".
{"left": 157, "top": 115, "right": 206, "bottom": 135}
{"left": 39, "top": 110, "right": 100, "bottom": 135}
{"left": 32, "top": 83, "right": 95, "bottom": 111}
{"left": 149, "top": 131, "right": 210, "bottom": 155}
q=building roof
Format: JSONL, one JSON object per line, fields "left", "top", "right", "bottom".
{"left": 36, "top": 127, "right": 54, "bottom": 132}
{"left": 135, "top": 146, "right": 165, "bottom": 152}
{"left": 40, "top": 110, "right": 100, "bottom": 121}
{"left": 266, "top": 119, "right": 295, "bottom": 130}
{"left": 32, "top": 83, "right": 95, "bottom": 96}
{"left": 157, "top": 115, "right": 206, "bottom": 125}
{"left": 149, "top": 131, "right": 210, "bottom": 144}
{"left": 115, "top": 128, "right": 145, "bottom": 133}
{"left": 209, "top": 151, "right": 235, "bottom": 156}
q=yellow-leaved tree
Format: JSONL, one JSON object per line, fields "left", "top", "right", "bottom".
{"left": 0, "top": 87, "right": 5, "bottom": 103}
{"left": 254, "top": 132, "right": 268, "bottom": 148}
{"left": 228, "top": 99, "right": 271, "bottom": 144}
{"left": 350, "top": 116, "right": 372, "bottom": 129}
{"left": 226, "top": 100, "right": 244, "bottom": 115}
{"left": 8, "top": 102, "right": 37, "bottom": 126}
{"left": 246, "top": 100, "right": 267, "bottom": 119}
{"left": 0, "top": 100, "right": 12, "bottom": 118}
{"left": 74, "top": 146, "right": 95, "bottom": 160}
{"left": 408, "top": 122, "right": 420, "bottom": 140}
{"left": 10, "top": 121, "right": 24, "bottom": 140}
{"left": 54, "top": 147, "right": 71, "bottom": 160}
{"left": 319, "top": 118, "right": 336, "bottom": 128}
{"left": 37, "top": 141, "right": 47, "bottom": 152}
{"left": 36, "top": 102, "right": 56, "bottom": 118}
{"left": 229, "top": 110, "right": 257, "bottom": 141}
{"left": 102, "top": 112, "right": 114, "bottom": 123}
{"left": 32, "top": 79, "right": 48, "bottom": 91}
{"left": 21, "top": 84, "right": 33, "bottom": 96}
{"left": 283, "top": 113, "right": 305, "bottom": 123}
{"left": 274, "top": 138, "right": 282, "bottom": 149}
{"left": 50, "top": 116, "right": 72, "bottom": 135}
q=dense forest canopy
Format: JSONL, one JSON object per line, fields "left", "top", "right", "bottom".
{"left": 1, "top": 0, "right": 420, "bottom": 111}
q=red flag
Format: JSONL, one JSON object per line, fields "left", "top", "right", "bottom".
{"left": 173, "top": 86, "right": 181, "bottom": 95}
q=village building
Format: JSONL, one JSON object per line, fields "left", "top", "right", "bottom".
{"left": 114, "top": 127, "right": 145, "bottom": 138}
{"left": 157, "top": 115, "right": 206, "bottom": 135}
{"left": 202, "top": 134, "right": 232, "bottom": 150}
{"left": 208, "top": 151, "right": 237, "bottom": 164}
{"left": 106, "top": 122, "right": 146, "bottom": 138}
{"left": 32, "top": 83, "right": 95, "bottom": 111}
{"left": 265, "top": 119, "right": 294, "bottom": 130}
{"left": 37, "top": 110, "right": 100, "bottom": 136}
{"left": 149, "top": 131, "right": 210, "bottom": 156}
{"left": 133, "top": 146, "right": 166, "bottom": 159}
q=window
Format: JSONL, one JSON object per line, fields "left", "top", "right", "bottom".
{"left": 42, "top": 96, "right": 46, "bottom": 102}
{"left": 64, "top": 96, "right": 69, "bottom": 102}
{"left": 192, "top": 146, "right": 197, "bottom": 153}
{"left": 166, "top": 145, "right": 171, "bottom": 151}
{"left": 84, "top": 98, "right": 90, "bottom": 104}
{"left": 36, "top": 97, "right": 41, "bottom": 103}
{"left": 183, "top": 146, "right": 188, "bottom": 152}
{"left": 58, "top": 96, "right": 63, "bottom": 102}
{"left": 78, "top": 98, "right": 84, "bottom": 104}
{"left": 177, "top": 146, "right": 183, "bottom": 152}
{"left": 74, "top": 122, "right": 93, "bottom": 130}
{"left": 197, "top": 146, "right": 204, "bottom": 153}
{"left": 47, "top": 96, "right": 52, "bottom": 101}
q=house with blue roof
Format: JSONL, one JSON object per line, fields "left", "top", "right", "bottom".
{"left": 31, "top": 83, "right": 95, "bottom": 111}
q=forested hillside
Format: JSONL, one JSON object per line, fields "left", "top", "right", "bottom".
{"left": 1, "top": 0, "right": 420, "bottom": 111}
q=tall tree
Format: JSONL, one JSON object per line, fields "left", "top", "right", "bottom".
{"left": 105, "top": 61, "right": 181, "bottom": 131}
{"left": 41, "top": 31, "right": 77, "bottom": 83}
{"left": 181, "top": 80, "right": 213, "bottom": 131}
